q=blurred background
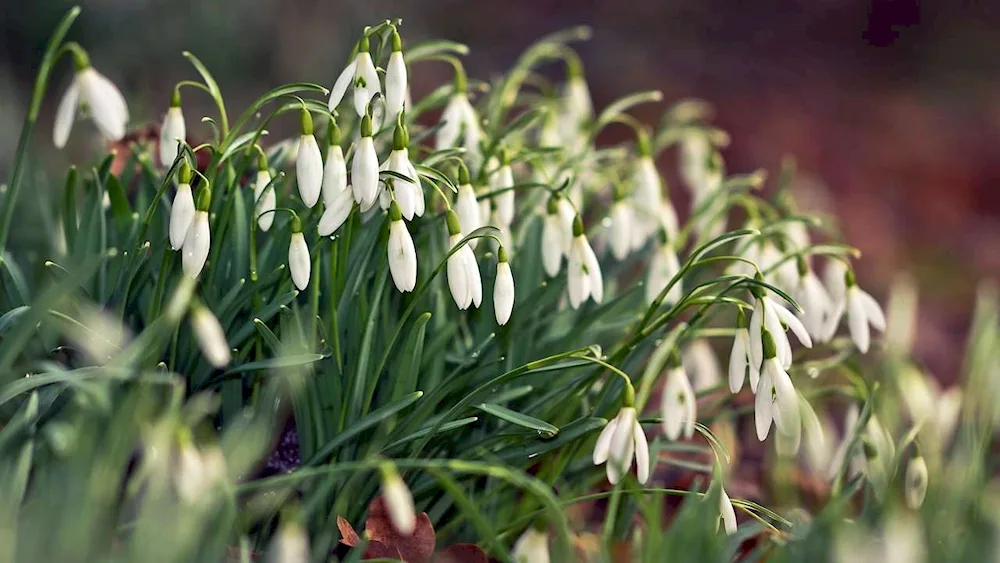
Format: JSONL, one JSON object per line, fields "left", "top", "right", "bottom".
{"left": 1, "top": 0, "right": 998, "bottom": 379}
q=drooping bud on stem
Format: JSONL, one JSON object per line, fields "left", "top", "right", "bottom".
{"left": 446, "top": 209, "right": 462, "bottom": 237}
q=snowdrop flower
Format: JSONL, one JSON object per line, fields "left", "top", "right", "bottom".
{"left": 748, "top": 281, "right": 812, "bottom": 371}
{"left": 494, "top": 247, "right": 515, "bottom": 326}
{"left": 608, "top": 196, "right": 634, "bottom": 261}
{"left": 173, "top": 435, "right": 227, "bottom": 505}
{"left": 288, "top": 217, "right": 311, "bottom": 291}
{"left": 321, "top": 122, "right": 347, "bottom": 208}
{"left": 684, "top": 339, "right": 723, "bottom": 391}
{"left": 898, "top": 368, "right": 962, "bottom": 450}
{"left": 679, "top": 132, "right": 712, "bottom": 200}
{"left": 646, "top": 236, "right": 682, "bottom": 305}
{"left": 775, "top": 392, "right": 826, "bottom": 458}
{"left": 512, "top": 526, "right": 549, "bottom": 563}
{"left": 454, "top": 163, "right": 483, "bottom": 249}
{"left": 379, "top": 121, "right": 424, "bottom": 219}
{"left": 793, "top": 257, "right": 833, "bottom": 340}
{"left": 169, "top": 161, "right": 195, "bottom": 251}
{"left": 661, "top": 364, "right": 696, "bottom": 441}
{"left": 885, "top": 273, "right": 919, "bottom": 356}
{"left": 352, "top": 114, "right": 380, "bottom": 210}
{"left": 159, "top": 88, "right": 186, "bottom": 167}
{"left": 823, "top": 258, "right": 849, "bottom": 303}
{"left": 445, "top": 211, "right": 483, "bottom": 310}
{"left": 268, "top": 510, "right": 309, "bottom": 563}
{"left": 825, "top": 403, "right": 861, "bottom": 482}
{"left": 387, "top": 202, "right": 417, "bottom": 292}
{"left": 436, "top": 70, "right": 482, "bottom": 169}
{"left": 295, "top": 109, "right": 322, "bottom": 208}
{"left": 327, "top": 35, "right": 381, "bottom": 117}
{"left": 253, "top": 151, "right": 276, "bottom": 232}
{"left": 540, "top": 195, "right": 573, "bottom": 277}
{"left": 190, "top": 302, "right": 230, "bottom": 368}
{"left": 491, "top": 153, "right": 516, "bottom": 227}
{"left": 566, "top": 216, "right": 603, "bottom": 308}
{"left": 754, "top": 330, "right": 801, "bottom": 441}
{"left": 384, "top": 29, "right": 407, "bottom": 122}
{"left": 823, "top": 268, "right": 886, "bottom": 353}
{"left": 729, "top": 310, "right": 758, "bottom": 393}
{"left": 719, "top": 486, "right": 738, "bottom": 535}
{"left": 593, "top": 403, "right": 649, "bottom": 485}
{"left": 557, "top": 70, "right": 593, "bottom": 152}
{"left": 379, "top": 463, "right": 416, "bottom": 535}
{"left": 631, "top": 133, "right": 676, "bottom": 247}
{"left": 53, "top": 49, "right": 129, "bottom": 148}
{"left": 182, "top": 186, "right": 212, "bottom": 278}
{"left": 904, "top": 454, "right": 928, "bottom": 509}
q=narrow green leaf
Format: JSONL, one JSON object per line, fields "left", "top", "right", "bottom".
{"left": 476, "top": 403, "right": 559, "bottom": 438}
{"left": 305, "top": 391, "right": 424, "bottom": 466}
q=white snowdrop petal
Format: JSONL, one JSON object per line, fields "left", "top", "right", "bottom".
{"left": 847, "top": 288, "right": 871, "bottom": 353}
{"left": 182, "top": 212, "right": 211, "bottom": 278}
{"left": 328, "top": 59, "right": 358, "bottom": 112}
{"left": 609, "top": 203, "right": 633, "bottom": 260}
{"left": 317, "top": 188, "right": 354, "bottom": 236}
{"left": 775, "top": 303, "right": 813, "bottom": 348}
{"left": 593, "top": 417, "right": 618, "bottom": 465}
{"left": 192, "top": 306, "right": 230, "bottom": 367}
{"left": 749, "top": 299, "right": 764, "bottom": 368}
{"left": 288, "top": 233, "right": 311, "bottom": 291}
{"left": 859, "top": 289, "right": 886, "bottom": 331}
{"left": 159, "top": 106, "right": 186, "bottom": 167}
{"left": 385, "top": 51, "right": 407, "bottom": 119}
{"left": 296, "top": 135, "right": 323, "bottom": 208}
{"left": 567, "top": 237, "right": 589, "bottom": 308}
{"left": 387, "top": 220, "right": 417, "bottom": 292}
{"left": 632, "top": 420, "right": 650, "bottom": 484}
{"left": 53, "top": 80, "right": 80, "bottom": 148}
{"left": 447, "top": 244, "right": 471, "bottom": 310}
{"left": 352, "top": 137, "right": 379, "bottom": 207}
{"left": 456, "top": 185, "right": 482, "bottom": 247}
{"left": 582, "top": 238, "right": 604, "bottom": 303}
{"left": 354, "top": 53, "right": 380, "bottom": 117}
{"left": 512, "top": 529, "right": 550, "bottom": 563}
{"left": 822, "top": 299, "right": 846, "bottom": 343}
{"left": 83, "top": 69, "right": 128, "bottom": 141}
{"left": 322, "top": 145, "right": 347, "bottom": 207}
{"left": 383, "top": 477, "right": 416, "bottom": 535}
{"left": 720, "top": 488, "right": 738, "bottom": 535}
{"left": 541, "top": 216, "right": 564, "bottom": 277}
{"left": 494, "top": 262, "right": 515, "bottom": 325}
{"left": 436, "top": 95, "right": 465, "bottom": 149}
{"left": 729, "top": 329, "right": 749, "bottom": 394}
{"left": 254, "top": 170, "right": 276, "bottom": 232}
{"left": 771, "top": 362, "right": 801, "bottom": 435}
{"left": 169, "top": 184, "right": 195, "bottom": 251}
{"left": 755, "top": 370, "right": 774, "bottom": 441}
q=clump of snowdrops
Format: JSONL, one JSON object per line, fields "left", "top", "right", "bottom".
{"left": 1, "top": 7, "right": 999, "bottom": 563}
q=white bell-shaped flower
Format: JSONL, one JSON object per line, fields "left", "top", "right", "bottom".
{"left": 327, "top": 35, "right": 381, "bottom": 117}
{"left": 288, "top": 220, "right": 310, "bottom": 291}
{"left": 321, "top": 125, "right": 347, "bottom": 208}
{"left": 683, "top": 339, "right": 722, "bottom": 391}
{"left": 748, "top": 284, "right": 812, "bottom": 371}
{"left": 593, "top": 406, "right": 649, "bottom": 485}
{"left": 380, "top": 464, "right": 416, "bottom": 535}
{"left": 566, "top": 216, "right": 603, "bottom": 309}
{"left": 169, "top": 161, "right": 195, "bottom": 251}
{"left": 823, "top": 258, "right": 849, "bottom": 304}
{"left": 719, "top": 486, "right": 738, "bottom": 535}
{"left": 608, "top": 199, "right": 634, "bottom": 261}
{"left": 540, "top": 196, "right": 569, "bottom": 277}
{"left": 379, "top": 123, "right": 424, "bottom": 219}
{"left": 253, "top": 153, "right": 276, "bottom": 232}
{"left": 661, "top": 365, "right": 697, "bottom": 441}
{"left": 558, "top": 72, "right": 593, "bottom": 152}
{"left": 728, "top": 309, "right": 758, "bottom": 393}
{"left": 159, "top": 89, "right": 186, "bottom": 167}
{"left": 491, "top": 157, "right": 516, "bottom": 227}
{"left": 268, "top": 514, "right": 309, "bottom": 563}
{"left": 904, "top": 455, "right": 928, "bottom": 509}
{"left": 384, "top": 29, "right": 407, "bottom": 122}
{"left": 182, "top": 186, "right": 212, "bottom": 278}
{"left": 191, "top": 303, "right": 230, "bottom": 368}
{"left": 295, "top": 110, "right": 322, "bottom": 208}
{"left": 792, "top": 257, "right": 833, "bottom": 340}
{"left": 352, "top": 115, "right": 380, "bottom": 210}
{"left": 754, "top": 330, "right": 801, "bottom": 441}
{"left": 436, "top": 73, "right": 482, "bottom": 169}
{"left": 823, "top": 269, "right": 886, "bottom": 353}
{"left": 512, "top": 527, "right": 550, "bottom": 563}
{"left": 646, "top": 237, "right": 682, "bottom": 305}
{"left": 494, "top": 248, "right": 515, "bottom": 326}
{"left": 53, "top": 52, "right": 129, "bottom": 148}
{"left": 387, "top": 202, "right": 417, "bottom": 292}
{"left": 445, "top": 212, "right": 483, "bottom": 310}
{"left": 454, "top": 164, "right": 483, "bottom": 249}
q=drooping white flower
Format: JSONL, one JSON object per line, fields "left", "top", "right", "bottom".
{"left": 288, "top": 223, "right": 311, "bottom": 291}
{"left": 169, "top": 161, "right": 195, "bottom": 251}
{"left": 268, "top": 515, "right": 309, "bottom": 563}
{"left": 387, "top": 202, "right": 417, "bottom": 292}
{"left": 445, "top": 213, "right": 483, "bottom": 310}
{"left": 719, "top": 486, "right": 738, "bottom": 535}
{"left": 823, "top": 258, "right": 849, "bottom": 304}
{"left": 593, "top": 406, "right": 649, "bottom": 485}
{"left": 253, "top": 154, "right": 276, "bottom": 232}
{"left": 494, "top": 249, "right": 515, "bottom": 326}
{"left": 191, "top": 303, "right": 230, "bottom": 368}
{"left": 53, "top": 54, "right": 129, "bottom": 148}
{"left": 327, "top": 35, "right": 381, "bottom": 117}
{"left": 792, "top": 258, "right": 833, "bottom": 341}
{"left": 182, "top": 200, "right": 211, "bottom": 279}
{"left": 661, "top": 365, "right": 696, "bottom": 441}
{"left": 683, "top": 339, "right": 722, "bottom": 392}
{"left": 173, "top": 438, "right": 227, "bottom": 505}
{"left": 904, "top": 455, "right": 928, "bottom": 509}
{"left": 384, "top": 29, "right": 408, "bottom": 122}
{"left": 455, "top": 164, "right": 483, "bottom": 249}
{"left": 295, "top": 110, "right": 322, "bottom": 208}
{"left": 822, "top": 268, "right": 886, "bottom": 352}
{"left": 898, "top": 368, "right": 962, "bottom": 450}
{"left": 775, "top": 393, "right": 828, "bottom": 466}
{"left": 646, "top": 238, "right": 682, "bottom": 305}
{"left": 608, "top": 199, "right": 634, "bottom": 261}
{"left": 352, "top": 115, "right": 380, "bottom": 210}
{"left": 754, "top": 330, "right": 800, "bottom": 441}
{"left": 380, "top": 465, "right": 416, "bottom": 535}
{"left": 566, "top": 216, "right": 603, "bottom": 308}
{"left": 540, "top": 196, "right": 572, "bottom": 277}
{"left": 679, "top": 132, "right": 711, "bottom": 199}
{"left": 630, "top": 140, "right": 670, "bottom": 247}
{"left": 318, "top": 186, "right": 354, "bottom": 237}
{"left": 159, "top": 90, "right": 185, "bottom": 167}
{"left": 557, "top": 73, "right": 593, "bottom": 152}
{"left": 491, "top": 157, "right": 516, "bottom": 227}
{"left": 748, "top": 286, "right": 812, "bottom": 372}
{"left": 321, "top": 126, "right": 347, "bottom": 208}
{"left": 379, "top": 125, "right": 424, "bottom": 219}
{"left": 437, "top": 74, "right": 482, "bottom": 169}
{"left": 825, "top": 403, "right": 861, "bottom": 482}
{"left": 512, "top": 527, "right": 549, "bottom": 563}
{"left": 729, "top": 310, "right": 758, "bottom": 393}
